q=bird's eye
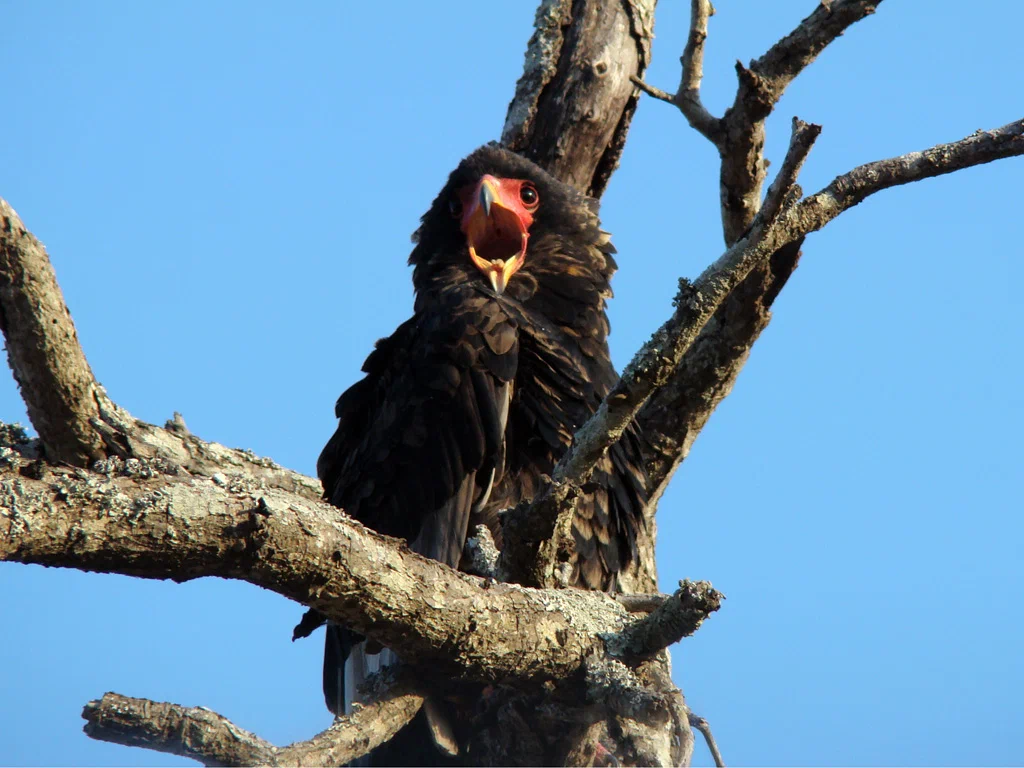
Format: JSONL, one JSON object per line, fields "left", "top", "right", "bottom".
{"left": 449, "top": 198, "right": 463, "bottom": 218}
{"left": 520, "top": 183, "right": 539, "bottom": 209}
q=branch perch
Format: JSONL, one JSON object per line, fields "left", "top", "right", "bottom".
{"left": 0, "top": 442, "right": 678, "bottom": 684}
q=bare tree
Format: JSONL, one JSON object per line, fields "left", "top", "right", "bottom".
{"left": 2, "top": 1, "right": 1020, "bottom": 764}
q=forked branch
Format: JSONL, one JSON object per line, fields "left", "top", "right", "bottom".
{"left": 514, "top": 116, "right": 1024, "bottom": 586}
{"left": 631, "top": 0, "right": 722, "bottom": 145}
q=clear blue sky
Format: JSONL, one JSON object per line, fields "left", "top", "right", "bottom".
{"left": 1, "top": 2, "right": 1021, "bottom": 765}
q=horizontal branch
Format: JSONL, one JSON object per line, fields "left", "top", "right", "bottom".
{"left": 0, "top": 440, "right": 669, "bottom": 685}
{"left": 83, "top": 669, "right": 424, "bottom": 766}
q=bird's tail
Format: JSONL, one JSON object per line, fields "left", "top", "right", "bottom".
{"left": 324, "top": 625, "right": 458, "bottom": 758}
{"left": 323, "top": 623, "right": 353, "bottom": 717}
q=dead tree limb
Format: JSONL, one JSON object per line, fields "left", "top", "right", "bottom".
{"left": 633, "top": 1, "right": 891, "bottom": 508}
{"left": 83, "top": 669, "right": 424, "bottom": 767}
{"left": 502, "top": 0, "right": 656, "bottom": 198}
{"left": 0, "top": 199, "right": 107, "bottom": 466}
{"left": 502, "top": 115, "right": 1024, "bottom": 587}
{"left": 2, "top": 1, "right": 1021, "bottom": 764}
{"left": 2, "top": 109, "right": 1019, "bottom": 765}
{"left": 0, "top": 444, "right": 659, "bottom": 684}
{"left": 631, "top": 0, "right": 721, "bottom": 144}
{"left": 607, "top": 580, "right": 723, "bottom": 659}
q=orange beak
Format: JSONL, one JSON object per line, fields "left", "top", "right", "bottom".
{"left": 460, "top": 175, "right": 529, "bottom": 294}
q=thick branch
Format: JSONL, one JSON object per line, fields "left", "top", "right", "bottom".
{"left": 0, "top": 198, "right": 322, "bottom": 500}
{"left": 0, "top": 199, "right": 106, "bottom": 465}
{"left": 0, "top": 446, "right": 642, "bottom": 684}
{"left": 83, "top": 671, "right": 424, "bottom": 767}
{"left": 502, "top": 0, "right": 655, "bottom": 197}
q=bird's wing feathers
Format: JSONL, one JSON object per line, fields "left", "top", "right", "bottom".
{"left": 318, "top": 286, "right": 518, "bottom": 566}
{"left": 317, "top": 287, "right": 517, "bottom": 721}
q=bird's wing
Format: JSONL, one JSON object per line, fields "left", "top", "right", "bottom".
{"left": 317, "top": 286, "right": 518, "bottom": 721}
{"left": 318, "top": 285, "right": 518, "bottom": 564}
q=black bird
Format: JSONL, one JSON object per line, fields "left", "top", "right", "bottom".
{"left": 314, "top": 143, "right": 650, "bottom": 757}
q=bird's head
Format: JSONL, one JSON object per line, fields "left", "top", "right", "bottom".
{"left": 410, "top": 144, "right": 615, "bottom": 303}
{"left": 454, "top": 173, "right": 537, "bottom": 294}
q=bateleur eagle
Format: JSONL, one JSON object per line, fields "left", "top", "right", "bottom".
{"left": 313, "top": 143, "right": 649, "bottom": 755}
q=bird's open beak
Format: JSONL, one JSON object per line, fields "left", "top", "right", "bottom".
{"left": 461, "top": 175, "right": 529, "bottom": 294}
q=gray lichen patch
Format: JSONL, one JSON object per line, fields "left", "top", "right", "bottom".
{"left": 92, "top": 455, "right": 180, "bottom": 479}
{"left": 233, "top": 447, "right": 281, "bottom": 470}
{"left": 463, "top": 524, "right": 501, "bottom": 578}
{"left": 0, "top": 446, "right": 19, "bottom": 469}
{"left": 584, "top": 656, "right": 645, "bottom": 715}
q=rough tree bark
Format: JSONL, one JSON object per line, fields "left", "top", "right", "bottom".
{"left": 2, "top": 1, "right": 1022, "bottom": 765}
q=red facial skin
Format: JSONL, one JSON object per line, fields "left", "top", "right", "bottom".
{"left": 458, "top": 175, "right": 539, "bottom": 293}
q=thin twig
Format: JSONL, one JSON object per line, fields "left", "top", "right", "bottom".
{"left": 689, "top": 713, "right": 726, "bottom": 767}
{"left": 630, "top": 75, "right": 677, "bottom": 105}
{"left": 790, "top": 118, "right": 1024, "bottom": 234}
{"left": 677, "top": 0, "right": 722, "bottom": 144}
{"left": 754, "top": 0, "right": 883, "bottom": 96}
{"left": 630, "top": 0, "right": 722, "bottom": 145}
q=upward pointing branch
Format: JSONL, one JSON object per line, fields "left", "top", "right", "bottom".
{"left": 0, "top": 199, "right": 106, "bottom": 465}
{"left": 503, "top": 115, "right": 1024, "bottom": 587}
